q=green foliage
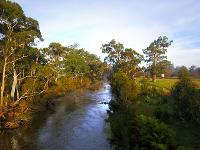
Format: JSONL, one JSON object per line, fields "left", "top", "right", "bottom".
{"left": 143, "top": 36, "right": 172, "bottom": 81}
{"left": 154, "top": 104, "right": 174, "bottom": 123}
{"left": 176, "top": 146, "right": 194, "bottom": 150}
{"left": 101, "top": 39, "right": 142, "bottom": 77}
{"left": 0, "top": 0, "right": 106, "bottom": 129}
{"left": 108, "top": 71, "right": 140, "bottom": 149}
{"left": 156, "top": 60, "right": 172, "bottom": 75}
{"left": 177, "top": 66, "right": 191, "bottom": 80}
{"left": 137, "top": 115, "right": 176, "bottom": 150}
{"left": 111, "top": 71, "right": 139, "bottom": 102}
{"left": 172, "top": 66, "right": 200, "bottom": 124}
{"left": 109, "top": 98, "right": 176, "bottom": 150}
{"left": 108, "top": 71, "right": 177, "bottom": 150}
{"left": 64, "top": 50, "right": 90, "bottom": 76}
{"left": 108, "top": 102, "right": 138, "bottom": 150}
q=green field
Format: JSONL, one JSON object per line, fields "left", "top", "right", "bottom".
{"left": 136, "top": 77, "right": 200, "bottom": 89}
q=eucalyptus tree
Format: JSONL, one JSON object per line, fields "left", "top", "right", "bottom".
{"left": 63, "top": 46, "right": 105, "bottom": 84}
{"left": 0, "top": 0, "right": 43, "bottom": 106}
{"left": 143, "top": 36, "right": 172, "bottom": 82}
{"left": 101, "top": 39, "right": 142, "bottom": 77}
{"left": 41, "top": 42, "right": 67, "bottom": 82}
{"left": 64, "top": 49, "right": 89, "bottom": 77}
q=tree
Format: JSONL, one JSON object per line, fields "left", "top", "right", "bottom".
{"left": 143, "top": 36, "right": 172, "bottom": 82}
{"left": 156, "top": 60, "right": 172, "bottom": 76}
{"left": 172, "top": 66, "right": 200, "bottom": 124}
{"left": 101, "top": 39, "right": 142, "bottom": 77}
{"left": 189, "top": 65, "right": 196, "bottom": 73}
{"left": 189, "top": 65, "right": 200, "bottom": 77}
{"left": 0, "top": 0, "right": 42, "bottom": 107}
{"left": 64, "top": 46, "right": 105, "bottom": 84}
{"left": 42, "top": 42, "right": 67, "bottom": 82}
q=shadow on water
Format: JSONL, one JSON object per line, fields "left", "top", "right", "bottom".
{"left": 0, "top": 83, "right": 112, "bottom": 150}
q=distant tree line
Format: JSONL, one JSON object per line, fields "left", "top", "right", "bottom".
{"left": 161, "top": 65, "right": 200, "bottom": 78}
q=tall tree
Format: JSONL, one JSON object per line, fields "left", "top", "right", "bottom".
{"left": 0, "top": 0, "right": 42, "bottom": 106}
{"left": 101, "top": 39, "right": 142, "bottom": 77}
{"left": 143, "top": 36, "right": 172, "bottom": 82}
{"left": 42, "top": 42, "right": 66, "bottom": 82}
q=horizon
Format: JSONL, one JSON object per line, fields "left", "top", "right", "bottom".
{"left": 13, "top": 0, "right": 200, "bottom": 67}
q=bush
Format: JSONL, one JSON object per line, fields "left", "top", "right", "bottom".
{"left": 172, "top": 67, "right": 200, "bottom": 124}
{"left": 137, "top": 115, "right": 176, "bottom": 150}
{"left": 176, "top": 146, "right": 194, "bottom": 150}
{"left": 111, "top": 71, "right": 139, "bottom": 102}
{"left": 108, "top": 104, "right": 139, "bottom": 150}
{"left": 109, "top": 71, "right": 178, "bottom": 150}
{"left": 108, "top": 71, "right": 140, "bottom": 149}
{"left": 154, "top": 106, "right": 173, "bottom": 123}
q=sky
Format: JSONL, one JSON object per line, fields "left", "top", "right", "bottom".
{"left": 13, "top": 0, "right": 200, "bottom": 67}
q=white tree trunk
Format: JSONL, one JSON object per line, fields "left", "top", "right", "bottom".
{"left": 1, "top": 58, "right": 7, "bottom": 106}
{"left": 11, "top": 63, "right": 18, "bottom": 101}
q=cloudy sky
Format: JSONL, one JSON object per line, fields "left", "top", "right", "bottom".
{"left": 13, "top": 0, "right": 200, "bottom": 67}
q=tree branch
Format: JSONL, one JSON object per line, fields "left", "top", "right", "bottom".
{"left": 13, "top": 79, "right": 49, "bottom": 106}
{"left": 7, "top": 55, "right": 28, "bottom": 65}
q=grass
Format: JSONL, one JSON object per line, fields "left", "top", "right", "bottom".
{"left": 136, "top": 77, "right": 200, "bottom": 89}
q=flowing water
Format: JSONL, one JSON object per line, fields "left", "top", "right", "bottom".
{"left": 0, "top": 83, "right": 112, "bottom": 150}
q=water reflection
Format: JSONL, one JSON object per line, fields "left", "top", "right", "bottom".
{"left": 0, "top": 83, "right": 112, "bottom": 150}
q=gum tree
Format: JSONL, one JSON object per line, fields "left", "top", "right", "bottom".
{"left": 143, "top": 36, "right": 172, "bottom": 82}
{"left": 0, "top": 0, "right": 42, "bottom": 106}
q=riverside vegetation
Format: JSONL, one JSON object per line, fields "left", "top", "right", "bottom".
{"left": 102, "top": 39, "right": 200, "bottom": 150}
{"left": 0, "top": 0, "right": 105, "bottom": 129}
{"left": 1, "top": 1, "right": 200, "bottom": 150}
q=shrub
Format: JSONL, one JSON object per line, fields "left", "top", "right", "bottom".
{"left": 154, "top": 105, "right": 174, "bottom": 123}
{"left": 137, "top": 115, "right": 176, "bottom": 150}
{"left": 111, "top": 71, "right": 139, "bottom": 102}
{"left": 109, "top": 71, "right": 177, "bottom": 150}
{"left": 171, "top": 67, "right": 200, "bottom": 124}
{"left": 176, "top": 146, "right": 194, "bottom": 150}
{"left": 108, "top": 102, "right": 139, "bottom": 150}
{"left": 108, "top": 71, "right": 140, "bottom": 149}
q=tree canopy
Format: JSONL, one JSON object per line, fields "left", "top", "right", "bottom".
{"left": 143, "top": 36, "right": 172, "bottom": 82}
{"left": 101, "top": 39, "right": 143, "bottom": 77}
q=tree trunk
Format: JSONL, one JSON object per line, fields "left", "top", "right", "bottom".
{"left": 1, "top": 58, "right": 7, "bottom": 106}
{"left": 152, "top": 56, "right": 157, "bottom": 82}
{"left": 80, "top": 77, "right": 83, "bottom": 87}
{"left": 152, "top": 74, "right": 156, "bottom": 82}
{"left": 11, "top": 63, "right": 18, "bottom": 101}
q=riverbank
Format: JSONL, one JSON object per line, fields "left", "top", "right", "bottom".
{"left": 0, "top": 81, "right": 103, "bottom": 130}
{"left": 0, "top": 83, "right": 111, "bottom": 150}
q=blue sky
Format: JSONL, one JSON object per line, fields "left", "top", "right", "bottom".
{"left": 13, "top": 0, "right": 200, "bottom": 67}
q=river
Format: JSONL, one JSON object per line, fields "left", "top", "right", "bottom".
{"left": 0, "top": 83, "right": 112, "bottom": 150}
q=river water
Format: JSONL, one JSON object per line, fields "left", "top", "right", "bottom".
{"left": 0, "top": 83, "right": 112, "bottom": 150}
